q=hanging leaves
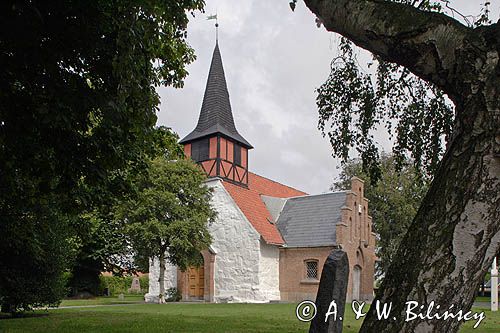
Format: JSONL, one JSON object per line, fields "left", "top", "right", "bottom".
{"left": 314, "top": 0, "right": 492, "bottom": 183}
{"left": 317, "top": 37, "right": 454, "bottom": 182}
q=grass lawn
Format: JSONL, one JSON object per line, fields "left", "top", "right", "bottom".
{"left": 475, "top": 296, "right": 494, "bottom": 303}
{"left": 0, "top": 303, "right": 498, "bottom": 333}
{"left": 59, "top": 295, "right": 144, "bottom": 307}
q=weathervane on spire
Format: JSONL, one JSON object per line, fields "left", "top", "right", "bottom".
{"left": 207, "top": 12, "right": 218, "bottom": 42}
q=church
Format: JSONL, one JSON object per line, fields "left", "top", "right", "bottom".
{"left": 145, "top": 41, "right": 376, "bottom": 303}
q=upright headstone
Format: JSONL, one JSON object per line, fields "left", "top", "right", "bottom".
{"left": 309, "top": 249, "right": 349, "bottom": 333}
{"left": 129, "top": 277, "right": 141, "bottom": 293}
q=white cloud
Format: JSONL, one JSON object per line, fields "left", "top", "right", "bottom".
{"left": 157, "top": 0, "right": 500, "bottom": 194}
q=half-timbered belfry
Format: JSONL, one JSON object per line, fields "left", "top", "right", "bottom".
{"left": 179, "top": 42, "right": 252, "bottom": 186}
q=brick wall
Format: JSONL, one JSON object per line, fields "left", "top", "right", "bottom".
{"left": 279, "top": 177, "right": 376, "bottom": 303}
{"left": 337, "top": 177, "right": 376, "bottom": 302}
{"left": 279, "top": 246, "right": 335, "bottom": 302}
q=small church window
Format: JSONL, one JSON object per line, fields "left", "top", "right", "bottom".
{"left": 191, "top": 138, "right": 210, "bottom": 162}
{"left": 234, "top": 143, "right": 241, "bottom": 166}
{"left": 305, "top": 260, "right": 318, "bottom": 280}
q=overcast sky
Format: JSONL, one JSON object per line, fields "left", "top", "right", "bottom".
{"left": 157, "top": 1, "right": 500, "bottom": 195}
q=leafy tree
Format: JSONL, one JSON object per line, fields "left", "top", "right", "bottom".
{"left": 0, "top": 1, "right": 204, "bottom": 313}
{"left": 333, "top": 155, "right": 429, "bottom": 278}
{"left": 0, "top": 204, "right": 76, "bottom": 314}
{"left": 67, "top": 127, "right": 186, "bottom": 296}
{"left": 296, "top": 0, "right": 499, "bottom": 332}
{"left": 115, "top": 154, "right": 216, "bottom": 303}
{"left": 67, "top": 209, "right": 131, "bottom": 297}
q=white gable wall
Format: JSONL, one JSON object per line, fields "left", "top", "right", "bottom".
{"left": 145, "top": 178, "right": 281, "bottom": 303}
{"left": 209, "top": 179, "right": 280, "bottom": 303}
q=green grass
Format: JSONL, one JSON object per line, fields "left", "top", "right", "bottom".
{"left": 55, "top": 293, "right": 494, "bottom": 307}
{"left": 59, "top": 295, "right": 144, "bottom": 307}
{"left": 0, "top": 303, "right": 498, "bottom": 333}
{"left": 475, "top": 296, "right": 492, "bottom": 303}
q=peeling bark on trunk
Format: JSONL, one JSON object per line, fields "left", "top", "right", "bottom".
{"left": 303, "top": 1, "right": 500, "bottom": 332}
{"left": 364, "top": 103, "right": 500, "bottom": 332}
{"left": 158, "top": 251, "right": 166, "bottom": 304}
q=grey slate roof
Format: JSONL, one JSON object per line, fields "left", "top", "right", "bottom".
{"left": 276, "top": 192, "right": 347, "bottom": 248}
{"left": 179, "top": 43, "right": 253, "bottom": 148}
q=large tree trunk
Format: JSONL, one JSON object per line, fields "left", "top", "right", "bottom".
{"left": 303, "top": 1, "right": 500, "bottom": 332}
{"left": 361, "top": 100, "right": 500, "bottom": 332}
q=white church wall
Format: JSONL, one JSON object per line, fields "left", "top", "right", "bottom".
{"left": 208, "top": 180, "right": 265, "bottom": 302}
{"left": 146, "top": 178, "right": 282, "bottom": 303}
{"left": 258, "top": 239, "right": 281, "bottom": 301}
{"left": 145, "top": 257, "right": 177, "bottom": 303}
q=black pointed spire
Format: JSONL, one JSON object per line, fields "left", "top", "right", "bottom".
{"left": 179, "top": 43, "right": 253, "bottom": 149}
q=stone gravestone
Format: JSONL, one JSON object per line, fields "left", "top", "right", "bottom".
{"left": 309, "top": 249, "right": 349, "bottom": 333}
{"left": 128, "top": 277, "right": 141, "bottom": 293}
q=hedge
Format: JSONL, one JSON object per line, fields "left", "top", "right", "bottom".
{"left": 98, "top": 275, "right": 149, "bottom": 296}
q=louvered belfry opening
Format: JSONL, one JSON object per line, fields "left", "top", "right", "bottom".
{"left": 179, "top": 42, "right": 252, "bottom": 187}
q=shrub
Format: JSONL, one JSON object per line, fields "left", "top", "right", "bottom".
{"left": 166, "top": 288, "right": 181, "bottom": 302}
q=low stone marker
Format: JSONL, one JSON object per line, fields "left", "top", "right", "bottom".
{"left": 309, "top": 248, "right": 349, "bottom": 333}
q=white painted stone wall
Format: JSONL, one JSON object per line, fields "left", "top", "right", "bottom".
{"left": 257, "top": 240, "right": 281, "bottom": 301}
{"left": 146, "top": 178, "right": 281, "bottom": 303}
{"left": 209, "top": 180, "right": 270, "bottom": 302}
{"left": 144, "top": 257, "right": 177, "bottom": 303}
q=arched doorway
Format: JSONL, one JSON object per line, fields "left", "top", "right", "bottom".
{"left": 179, "top": 249, "right": 216, "bottom": 302}
{"left": 352, "top": 265, "right": 362, "bottom": 301}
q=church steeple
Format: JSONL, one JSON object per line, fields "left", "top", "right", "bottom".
{"left": 180, "top": 42, "right": 252, "bottom": 186}
{"left": 180, "top": 43, "right": 252, "bottom": 148}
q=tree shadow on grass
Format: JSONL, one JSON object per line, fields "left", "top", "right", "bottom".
{"left": 0, "top": 311, "right": 50, "bottom": 320}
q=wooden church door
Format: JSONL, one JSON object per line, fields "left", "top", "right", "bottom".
{"left": 188, "top": 265, "right": 204, "bottom": 298}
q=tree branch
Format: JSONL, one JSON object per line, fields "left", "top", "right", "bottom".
{"left": 303, "top": 0, "right": 473, "bottom": 99}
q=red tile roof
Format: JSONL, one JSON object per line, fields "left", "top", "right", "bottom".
{"left": 222, "top": 172, "right": 307, "bottom": 245}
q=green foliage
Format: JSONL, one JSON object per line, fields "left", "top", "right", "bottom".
{"left": 67, "top": 260, "right": 102, "bottom": 297}
{"left": 317, "top": 37, "right": 454, "bottom": 180}
{"left": 332, "top": 154, "right": 428, "bottom": 277}
{"left": 317, "top": 39, "right": 382, "bottom": 180}
{"left": 0, "top": 207, "right": 74, "bottom": 313}
{"left": 1, "top": 0, "right": 204, "bottom": 208}
{"left": 67, "top": 202, "right": 135, "bottom": 297}
{"left": 166, "top": 288, "right": 182, "bottom": 302}
{"left": 0, "top": 1, "right": 204, "bottom": 313}
{"left": 68, "top": 126, "right": 183, "bottom": 296}
{"left": 98, "top": 275, "right": 149, "bottom": 296}
{"left": 67, "top": 210, "right": 130, "bottom": 296}
{"left": 117, "top": 155, "right": 216, "bottom": 271}
{"left": 66, "top": 126, "right": 184, "bottom": 299}
{"left": 316, "top": 1, "right": 492, "bottom": 180}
